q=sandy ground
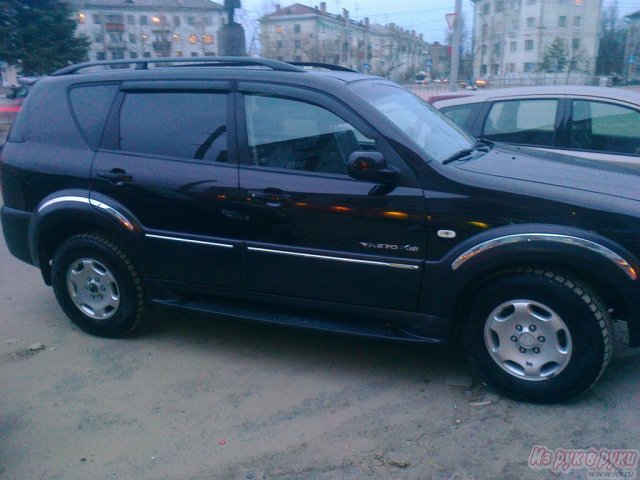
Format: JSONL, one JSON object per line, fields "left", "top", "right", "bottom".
{"left": 1, "top": 223, "right": 639, "bottom": 480}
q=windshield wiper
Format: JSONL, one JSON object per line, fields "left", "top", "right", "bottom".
{"left": 442, "top": 138, "right": 493, "bottom": 165}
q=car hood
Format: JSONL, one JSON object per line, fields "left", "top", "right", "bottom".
{"left": 454, "top": 144, "right": 640, "bottom": 202}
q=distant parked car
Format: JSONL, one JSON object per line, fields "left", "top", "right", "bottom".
{"left": 1, "top": 77, "right": 40, "bottom": 130}
{"left": 429, "top": 86, "right": 640, "bottom": 165}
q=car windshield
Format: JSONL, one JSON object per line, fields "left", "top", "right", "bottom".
{"left": 350, "top": 82, "right": 474, "bottom": 163}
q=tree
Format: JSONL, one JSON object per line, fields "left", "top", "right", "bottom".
{"left": 596, "top": 2, "right": 627, "bottom": 76}
{"left": 539, "top": 37, "right": 569, "bottom": 73}
{"left": 0, "top": 0, "right": 90, "bottom": 75}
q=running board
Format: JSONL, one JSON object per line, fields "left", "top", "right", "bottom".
{"left": 152, "top": 296, "right": 446, "bottom": 344}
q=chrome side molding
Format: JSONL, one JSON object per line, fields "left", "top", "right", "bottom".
{"left": 248, "top": 246, "right": 420, "bottom": 270}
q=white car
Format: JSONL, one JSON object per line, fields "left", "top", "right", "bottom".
{"left": 429, "top": 86, "right": 640, "bottom": 165}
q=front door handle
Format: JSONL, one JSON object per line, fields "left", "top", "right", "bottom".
{"left": 97, "top": 169, "right": 132, "bottom": 186}
{"left": 248, "top": 188, "right": 291, "bottom": 207}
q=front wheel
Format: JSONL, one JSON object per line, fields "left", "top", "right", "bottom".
{"left": 463, "top": 269, "right": 613, "bottom": 403}
{"left": 52, "top": 233, "right": 148, "bottom": 337}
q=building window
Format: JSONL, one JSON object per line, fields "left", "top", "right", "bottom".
{"left": 130, "top": 51, "right": 138, "bottom": 59}
{"left": 524, "top": 62, "right": 536, "bottom": 72}
{"left": 203, "top": 16, "right": 212, "bottom": 25}
{"left": 141, "top": 34, "right": 148, "bottom": 42}
{"left": 175, "top": 51, "right": 183, "bottom": 57}
{"left": 491, "top": 63, "right": 499, "bottom": 75}
{"left": 494, "top": 43, "right": 501, "bottom": 56}
{"left": 295, "top": 40, "right": 301, "bottom": 49}
{"left": 507, "top": 62, "right": 515, "bottom": 73}
{"left": 188, "top": 16, "right": 195, "bottom": 25}
{"left": 127, "top": 15, "right": 134, "bottom": 25}
{"left": 510, "top": 41, "right": 517, "bottom": 52}
{"left": 275, "top": 25, "right": 283, "bottom": 34}
{"left": 481, "top": 64, "right": 487, "bottom": 75}
{"left": 572, "top": 38, "right": 580, "bottom": 50}
{"left": 294, "top": 24, "right": 301, "bottom": 33}
{"left": 140, "top": 15, "right": 148, "bottom": 25}
{"left": 95, "top": 34, "right": 103, "bottom": 43}
{"left": 526, "top": 17, "right": 535, "bottom": 28}
{"left": 152, "top": 16, "right": 161, "bottom": 25}
{"left": 143, "top": 52, "right": 151, "bottom": 58}
{"left": 173, "top": 34, "right": 180, "bottom": 42}
{"left": 203, "top": 34, "right": 213, "bottom": 44}
{"left": 78, "top": 12, "right": 86, "bottom": 23}
{"left": 482, "top": 3, "right": 490, "bottom": 14}
{"left": 482, "top": 24, "right": 489, "bottom": 36}
{"left": 174, "top": 16, "right": 180, "bottom": 26}
{"left": 511, "top": 18, "right": 519, "bottom": 30}
{"left": 525, "top": 39, "right": 534, "bottom": 50}
{"left": 495, "top": 1, "right": 504, "bottom": 13}
{"left": 276, "top": 40, "right": 283, "bottom": 49}
{"left": 559, "top": 16, "right": 566, "bottom": 27}
{"left": 189, "top": 34, "right": 198, "bottom": 44}
{"left": 93, "top": 14, "right": 101, "bottom": 24}
{"left": 97, "top": 52, "right": 106, "bottom": 61}
{"left": 129, "top": 34, "right": 136, "bottom": 44}
{"left": 573, "top": 16, "right": 581, "bottom": 27}
{"left": 191, "top": 52, "right": 198, "bottom": 57}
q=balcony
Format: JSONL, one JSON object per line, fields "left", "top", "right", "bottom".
{"left": 105, "top": 22, "right": 124, "bottom": 32}
{"left": 153, "top": 41, "right": 172, "bottom": 56}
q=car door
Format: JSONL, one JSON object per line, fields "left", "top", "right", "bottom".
{"left": 237, "top": 83, "right": 427, "bottom": 311}
{"left": 91, "top": 81, "right": 244, "bottom": 288}
{"left": 561, "top": 97, "right": 640, "bottom": 165}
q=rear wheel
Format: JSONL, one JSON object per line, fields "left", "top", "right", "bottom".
{"left": 52, "top": 233, "right": 147, "bottom": 337}
{"left": 463, "top": 269, "right": 612, "bottom": 403}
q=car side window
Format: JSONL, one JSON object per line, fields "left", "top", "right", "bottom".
{"left": 440, "top": 104, "right": 477, "bottom": 131}
{"left": 570, "top": 100, "right": 640, "bottom": 156}
{"left": 69, "top": 84, "right": 119, "bottom": 148}
{"left": 483, "top": 99, "right": 558, "bottom": 147}
{"left": 244, "top": 94, "right": 375, "bottom": 175}
{"left": 119, "top": 92, "right": 228, "bottom": 162}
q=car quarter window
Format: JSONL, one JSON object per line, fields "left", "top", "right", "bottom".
{"left": 440, "top": 104, "right": 477, "bottom": 130}
{"left": 570, "top": 100, "right": 640, "bottom": 156}
{"left": 483, "top": 99, "right": 558, "bottom": 147}
{"left": 118, "top": 91, "right": 228, "bottom": 162}
{"left": 244, "top": 94, "right": 375, "bottom": 175}
{"left": 69, "top": 84, "right": 119, "bottom": 148}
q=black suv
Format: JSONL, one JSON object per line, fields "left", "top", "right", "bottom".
{"left": 2, "top": 57, "right": 640, "bottom": 403}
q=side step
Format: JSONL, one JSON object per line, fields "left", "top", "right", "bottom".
{"left": 152, "top": 296, "right": 445, "bottom": 344}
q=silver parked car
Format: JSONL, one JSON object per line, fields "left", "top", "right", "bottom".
{"left": 429, "top": 86, "right": 640, "bottom": 165}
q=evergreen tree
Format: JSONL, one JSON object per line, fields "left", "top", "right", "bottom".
{"left": 539, "top": 37, "right": 569, "bottom": 73}
{"left": 0, "top": 0, "right": 90, "bottom": 75}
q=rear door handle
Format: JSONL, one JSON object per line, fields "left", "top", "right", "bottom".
{"left": 97, "top": 169, "right": 132, "bottom": 186}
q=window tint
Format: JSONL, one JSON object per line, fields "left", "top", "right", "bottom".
{"left": 483, "top": 99, "right": 557, "bottom": 146}
{"left": 244, "top": 95, "right": 374, "bottom": 174}
{"left": 570, "top": 100, "right": 640, "bottom": 156}
{"left": 69, "top": 84, "right": 118, "bottom": 147}
{"left": 441, "top": 104, "right": 477, "bottom": 130}
{"left": 119, "top": 92, "right": 227, "bottom": 162}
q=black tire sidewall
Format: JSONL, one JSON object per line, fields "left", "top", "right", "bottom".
{"left": 52, "top": 235, "right": 142, "bottom": 338}
{"left": 463, "top": 272, "right": 608, "bottom": 403}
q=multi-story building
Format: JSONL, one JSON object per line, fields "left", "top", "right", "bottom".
{"left": 472, "top": 0, "right": 601, "bottom": 80}
{"left": 66, "top": 0, "right": 225, "bottom": 61}
{"left": 259, "top": 3, "right": 429, "bottom": 81}
{"left": 625, "top": 10, "right": 640, "bottom": 82}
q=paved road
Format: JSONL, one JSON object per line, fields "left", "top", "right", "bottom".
{"left": 0, "top": 215, "right": 639, "bottom": 479}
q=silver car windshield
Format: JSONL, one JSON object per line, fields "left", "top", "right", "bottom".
{"left": 350, "top": 82, "right": 474, "bottom": 163}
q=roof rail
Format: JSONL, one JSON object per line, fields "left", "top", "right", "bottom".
{"left": 51, "top": 56, "right": 305, "bottom": 76}
{"left": 288, "top": 62, "right": 357, "bottom": 72}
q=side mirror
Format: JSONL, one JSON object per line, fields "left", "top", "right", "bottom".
{"left": 347, "top": 151, "right": 399, "bottom": 183}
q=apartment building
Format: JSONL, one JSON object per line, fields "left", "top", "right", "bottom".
{"left": 625, "top": 10, "right": 640, "bottom": 81}
{"left": 66, "top": 0, "right": 225, "bottom": 61}
{"left": 259, "top": 3, "right": 429, "bottom": 81}
{"left": 472, "top": 0, "right": 601, "bottom": 79}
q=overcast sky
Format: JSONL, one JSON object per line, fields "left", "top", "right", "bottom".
{"left": 238, "top": 0, "right": 640, "bottom": 44}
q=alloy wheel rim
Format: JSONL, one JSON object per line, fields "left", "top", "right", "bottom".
{"left": 483, "top": 299, "right": 572, "bottom": 381}
{"left": 66, "top": 258, "right": 120, "bottom": 320}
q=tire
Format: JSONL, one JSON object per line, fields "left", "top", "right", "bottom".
{"left": 462, "top": 268, "right": 613, "bottom": 403}
{"left": 51, "top": 233, "right": 148, "bottom": 338}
